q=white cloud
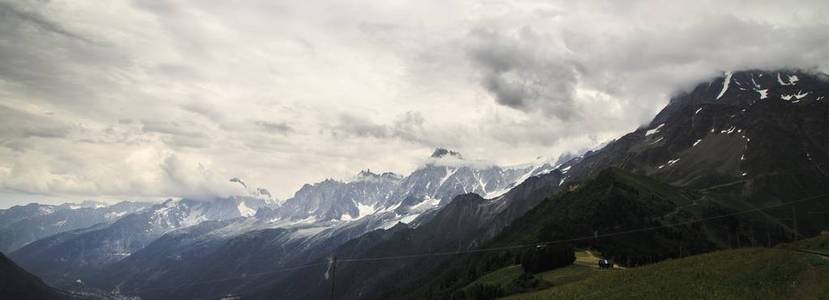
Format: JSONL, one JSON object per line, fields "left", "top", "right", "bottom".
{"left": 1, "top": 0, "right": 829, "bottom": 206}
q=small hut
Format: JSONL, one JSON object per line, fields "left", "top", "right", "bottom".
{"left": 598, "top": 258, "right": 614, "bottom": 269}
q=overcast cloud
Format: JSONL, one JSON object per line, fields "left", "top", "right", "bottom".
{"left": 1, "top": 0, "right": 828, "bottom": 207}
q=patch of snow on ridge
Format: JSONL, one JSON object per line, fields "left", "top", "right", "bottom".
{"left": 756, "top": 89, "right": 768, "bottom": 99}
{"left": 438, "top": 167, "right": 457, "bottom": 187}
{"left": 410, "top": 197, "right": 441, "bottom": 211}
{"left": 780, "top": 90, "right": 809, "bottom": 102}
{"left": 474, "top": 172, "right": 487, "bottom": 194}
{"left": 716, "top": 71, "right": 732, "bottom": 100}
{"left": 341, "top": 201, "right": 378, "bottom": 221}
{"left": 693, "top": 139, "right": 702, "bottom": 147}
{"left": 399, "top": 214, "right": 420, "bottom": 224}
{"left": 720, "top": 126, "right": 737, "bottom": 134}
{"left": 237, "top": 201, "right": 256, "bottom": 217}
{"left": 645, "top": 124, "right": 664, "bottom": 137}
{"left": 181, "top": 207, "right": 207, "bottom": 227}
{"left": 39, "top": 206, "right": 56, "bottom": 214}
{"left": 777, "top": 73, "right": 798, "bottom": 86}
{"left": 105, "top": 211, "right": 128, "bottom": 219}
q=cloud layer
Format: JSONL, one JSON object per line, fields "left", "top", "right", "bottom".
{"left": 1, "top": 0, "right": 829, "bottom": 206}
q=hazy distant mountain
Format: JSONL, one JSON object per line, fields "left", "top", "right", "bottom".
{"left": 9, "top": 197, "right": 272, "bottom": 286}
{"left": 0, "top": 201, "right": 150, "bottom": 253}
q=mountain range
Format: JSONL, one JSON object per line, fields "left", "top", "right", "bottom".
{"left": 2, "top": 69, "right": 828, "bottom": 299}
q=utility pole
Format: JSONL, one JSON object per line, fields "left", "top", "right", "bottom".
{"left": 329, "top": 256, "right": 337, "bottom": 300}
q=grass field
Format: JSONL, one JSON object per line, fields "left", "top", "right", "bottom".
{"left": 504, "top": 247, "right": 829, "bottom": 299}
{"left": 780, "top": 235, "right": 829, "bottom": 253}
{"left": 462, "top": 250, "right": 616, "bottom": 297}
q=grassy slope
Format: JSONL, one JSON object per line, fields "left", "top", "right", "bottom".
{"left": 462, "top": 251, "right": 610, "bottom": 296}
{"left": 780, "top": 235, "right": 829, "bottom": 253}
{"left": 415, "top": 169, "right": 823, "bottom": 299}
{"left": 505, "top": 247, "right": 829, "bottom": 300}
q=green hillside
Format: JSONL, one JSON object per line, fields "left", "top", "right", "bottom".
{"left": 779, "top": 235, "right": 829, "bottom": 253}
{"left": 506, "top": 246, "right": 829, "bottom": 299}
{"left": 406, "top": 168, "right": 826, "bottom": 299}
{"left": 460, "top": 250, "right": 607, "bottom": 297}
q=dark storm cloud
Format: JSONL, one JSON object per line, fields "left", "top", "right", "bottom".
{"left": 468, "top": 27, "right": 580, "bottom": 121}
{"left": 463, "top": 2, "right": 829, "bottom": 126}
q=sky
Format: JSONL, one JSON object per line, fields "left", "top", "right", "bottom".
{"left": 1, "top": 0, "right": 829, "bottom": 207}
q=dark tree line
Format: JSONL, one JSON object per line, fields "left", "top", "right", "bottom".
{"left": 520, "top": 245, "right": 575, "bottom": 273}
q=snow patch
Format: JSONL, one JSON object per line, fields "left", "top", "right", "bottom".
{"left": 340, "top": 201, "right": 378, "bottom": 221}
{"left": 694, "top": 108, "right": 702, "bottom": 115}
{"left": 693, "top": 139, "right": 702, "bottom": 147}
{"left": 781, "top": 90, "right": 810, "bottom": 102}
{"left": 399, "top": 214, "right": 420, "bottom": 224}
{"left": 438, "top": 167, "right": 457, "bottom": 188}
{"left": 716, "top": 71, "right": 732, "bottom": 100}
{"left": 237, "top": 201, "right": 256, "bottom": 217}
{"left": 756, "top": 89, "right": 768, "bottom": 99}
{"left": 720, "top": 126, "right": 737, "bottom": 134}
{"left": 410, "top": 197, "right": 441, "bottom": 211}
{"left": 180, "top": 207, "right": 207, "bottom": 227}
{"left": 105, "top": 211, "right": 128, "bottom": 219}
{"left": 777, "top": 73, "right": 798, "bottom": 86}
{"left": 645, "top": 124, "right": 664, "bottom": 137}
